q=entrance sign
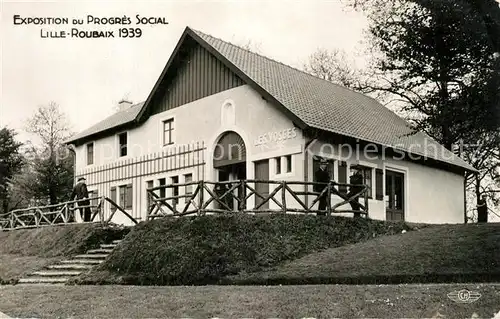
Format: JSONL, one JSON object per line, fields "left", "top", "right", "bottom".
{"left": 254, "top": 127, "right": 297, "bottom": 146}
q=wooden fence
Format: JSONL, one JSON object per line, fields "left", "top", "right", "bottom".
{"left": 74, "top": 142, "right": 206, "bottom": 221}
{"left": 146, "top": 180, "right": 369, "bottom": 218}
{"left": 0, "top": 197, "right": 137, "bottom": 231}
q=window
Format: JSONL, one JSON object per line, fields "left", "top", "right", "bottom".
{"left": 350, "top": 166, "right": 373, "bottom": 198}
{"left": 110, "top": 187, "right": 117, "bottom": 212}
{"left": 171, "top": 176, "right": 179, "bottom": 206}
{"left": 184, "top": 173, "right": 193, "bottom": 203}
{"left": 146, "top": 181, "right": 154, "bottom": 210}
{"left": 275, "top": 157, "right": 281, "bottom": 174}
{"left": 86, "top": 143, "right": 94, "bottom": 165}
{"left": 119, "top": 184, "right": 133, "bottom": 209}
{"left": 285, "top": 155, "right": 292, "bottom": 173}
{"left": 118, "top": 132, "right": 127, "bottom": 157}
{"left": 158, "top": 178, "right": 166, "bottom": 199}
{"left": 163, "top": 119, "right": 174, "bottom": 145}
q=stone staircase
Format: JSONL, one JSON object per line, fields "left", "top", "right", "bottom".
{"left": 17, "top": 239, "right": 122, "bottom": 285}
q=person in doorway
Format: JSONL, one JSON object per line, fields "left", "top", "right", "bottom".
{"left": 70, "top": 177, "right": 91, "bottom": 222}
{"left": 477, "top": 195, "right": 488, "bottom": 223}
{"left": 314, "top": 158, "right": 331, "bottom": 216}
{"left": 347, "top": 170, "right": 364, "bottom": 218}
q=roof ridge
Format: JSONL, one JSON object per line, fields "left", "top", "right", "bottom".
{"left": 188, "top": 27, "right": 369, "bottom": 97}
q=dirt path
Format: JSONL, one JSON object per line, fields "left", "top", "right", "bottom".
{"left": 0, "top": 283, "right": 498, "bottom": 318}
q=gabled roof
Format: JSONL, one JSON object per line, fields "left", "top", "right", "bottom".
{"left": 66, "top": 102, "right": 144, "bottom": 143}
{"left": 66, "top": 27, "right": 475, "bottom": 172}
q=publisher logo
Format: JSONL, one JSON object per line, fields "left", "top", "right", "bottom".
{"left": 447, "top": 289, "right": 481, "bottom": 303}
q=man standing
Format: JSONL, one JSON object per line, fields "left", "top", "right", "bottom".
{"left": 477, "top": 195, "right": 488, "bottom": 223}
{"left": 347, "top": 170, "right": 364, "bottom": 218}
{"left": 70, "top": 177, "right": 91, "bottom": 222}
{"left": 314, "top": 158, "right": 331, "bottom": 216}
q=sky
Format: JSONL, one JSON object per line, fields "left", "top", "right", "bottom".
{"left": 0, "top": 0, "right": 369, "bottom": 143}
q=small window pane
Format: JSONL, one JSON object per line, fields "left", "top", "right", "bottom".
{"left": 285, "top": 155, "right": 292, "bottom": 173}
{"left": 275, "top": 157, "right": 281, "bottom": 174}
{"left": 146, "top": 181, "right": 154, "bottom": 209}
{"left": 125, "top": 184, "right": 133, "bottom": 209}
{"left": 119, "top": 133, "right": 127, "bottom": 157}
{"left": 171, "top": 176, "right": 179, "bottom": 205}
{"left": 184, "top": 174, "right": 193, "bottom": 203}
{"left": 159, "top": 178, "right": 166, "bottom": 198}
{"left": 87, "top": 143, "right": 94, "bottom": 165}
{"left": 163, "top": 119, "right": 174, "bottom": 145}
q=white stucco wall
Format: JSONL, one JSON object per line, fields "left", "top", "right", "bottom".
{"left": 73, "top": 84, "right": 465, "bottom": 225}
{"left": 306, "top": 139, "right": 465, "bottom": 224}
{"left": 73, "top": 85, "right": 305, "bottom": 222}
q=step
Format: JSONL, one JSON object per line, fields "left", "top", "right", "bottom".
{"left": 18, "top": 277, "right": 68, "bottom": 284}
{"left": 87, "top": 248, "right": 113, "bottom": 254}
{"left": 112, "top": 239, "right": 122, "bottom": 244}
{"left": 100, "top": 244, "right": 117, "bottom": 249}
{"left": 48, "top": 264, "right": 93, "bottom": 270}
{"left": 32, "top": 270, "right": 81, "bottom": 277}
{"left": 60, "top": 259, "right": 103, "bottom": 265}
{"left": 74, "top": 254, "right": 108, "bottom": 259}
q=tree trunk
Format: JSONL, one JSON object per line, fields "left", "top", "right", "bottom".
{"left": 475, "top": 174, "right": 481, "bottom": 222}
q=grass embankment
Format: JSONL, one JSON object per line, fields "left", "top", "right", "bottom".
{"left": 230, "top": 223, "right": 500, "bottom": 285}
{"left": 1, "top": 284, "right": 499, "bottom": 318}
{"left": 79, "top": 214, "right": 419, "bottom": 285}
{"left": 0, "top": 223, "right": 129, "bottom": 284}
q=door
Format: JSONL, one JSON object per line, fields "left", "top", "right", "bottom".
{"left": 254, "top": 160, "right": 270, "bottom": 210}
{"left": 385, "top": 170, "right": 405, "bottom": 221}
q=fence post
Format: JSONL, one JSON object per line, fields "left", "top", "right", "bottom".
{"left": 281, "top": 181, "right": 287, "bottom": 214}
{"left": 198, "top": 180, "right": 204, "bottom": 215}
{"left": 364, "top": 187, "right": 369, "bottom": 216}
{"left": 327, "top": 181, "right": 332, "bottom": 216}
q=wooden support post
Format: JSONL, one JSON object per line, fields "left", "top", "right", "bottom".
{"left": 327, "top": 181, "right": 332, "bottom": 216}
{"left": 281, "top": 181, "right": 286, "bottom": 214}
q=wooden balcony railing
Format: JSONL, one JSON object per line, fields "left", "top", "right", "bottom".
{"left": 146, "top": 179, "right": 369, "bottom": 219}
{"left": 0, "top": 197, "right": 137, "bottom": 231}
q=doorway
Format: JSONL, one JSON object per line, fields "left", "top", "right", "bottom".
{"left": 216, "top": 163, "right": 246, "bottom": 211}
{"left": 385, "top": 170, "right": 405, "bottom": 221}
{"left": 254, "top": 159, "right": 270, "bottom": 210}
{"left": 213, "top": 131, "right": 247, "bottom": 211}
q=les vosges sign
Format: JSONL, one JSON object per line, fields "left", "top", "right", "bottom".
{"left": 254, "top": 127, "right": 298, "bottom": 146}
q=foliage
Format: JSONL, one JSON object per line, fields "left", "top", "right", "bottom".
{"left": 338, "top": 0, "right": 500, "bottom": 215}
{"left": 0, "top": 127, "right": 24, "bottom": 214}
{"left": 303, "top": 48, "right": 367, "bottom": 89}
{"left": 21, "top": 102, "right": 75, "bottom": 205}
{"left": 79, "top": 214, "right": 418, "bottom": 285}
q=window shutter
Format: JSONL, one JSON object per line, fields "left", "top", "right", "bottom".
{"left": 338, "top": 161, "right": 347, "bottom": 193}
{"left": 126, "top": 184, "right": 133, "bottom": 209}
{"left": 110, "top": 187, "right": 117, "bottom": 212}
{"left": 375, "top": 169, "right": 384, "bottom": 200}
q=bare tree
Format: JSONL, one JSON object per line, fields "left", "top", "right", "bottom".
{"left": 24, "top": 102, "right": 74, "bottom": 205}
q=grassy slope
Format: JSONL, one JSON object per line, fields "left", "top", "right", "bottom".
{"left": 229, "top": 223, "right": 500, "bottom": 285}
{"left": 0, "top": 223, "right": 129, "bottom": 283}
{"left": 79, "top": 214, "right": 418, "bottom": 285}
{"left": 0, "top": 284, "right": 499, "bottom": 318}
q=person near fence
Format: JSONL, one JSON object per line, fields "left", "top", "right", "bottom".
{"left": 70, "top": 177, "right": 92, "bottom": 222}
{"left": 347, "top": 171, "right": 364, "bottom": 218}
{"left": 477, "top": 195, "right": 488, "bottom": 223}
{"left": 314, "top": 158, "right": 331, "bottom": 216}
